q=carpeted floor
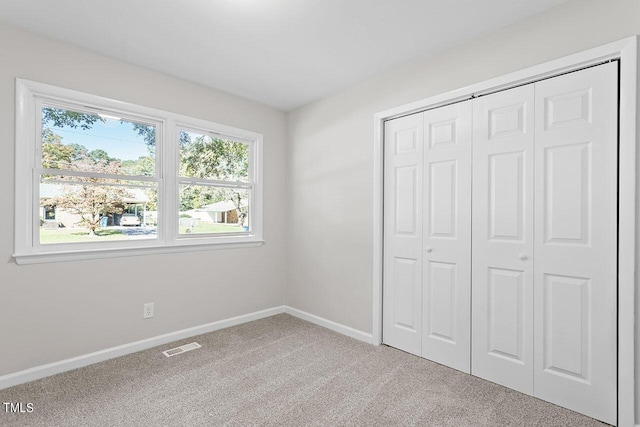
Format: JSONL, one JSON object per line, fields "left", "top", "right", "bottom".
{"left": 0, "top": 314, "right": 605, "bottom": 426}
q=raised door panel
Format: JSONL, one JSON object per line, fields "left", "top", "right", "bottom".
{"left": 472, "top": 84, "right": 534, "bottom": 395}
{"left": 542, "top": 274, "right": 590, "bottom": 382}
{"left": 392, "top": 257, "right": 421, "bottom": 332}
{"left": 422, "top": 101, "right": 472, "bottom": 373}
{"left": 489, "top": 152, "right": 525, "bottom": 241}
{"left": 533, "top": 62, "right": 618, "bottom": 425}
{"left": 429, "top": 160, "right": 456, "bottom": 238}
{"left": 383, "top": 113, "right": 424, "bottom": 356}
{"left": 543, "top": 143, "right": 591, "bottom": 245}
{"left": 394, "top": 166, "right": 418, "bottom": 235}
{"left": 487, "top": 268, "right": 525, "bottom": 363}
{"left": 426, "top": 261, "right": 457, "bottom": 342}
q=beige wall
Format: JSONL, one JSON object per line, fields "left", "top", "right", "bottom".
{"left": 286, "top": 0, "right": 639, "bottom": 392}
{"left": 0, "top": 24, "right": 288, "bottom": 376}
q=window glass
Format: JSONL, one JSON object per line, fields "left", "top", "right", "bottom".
{"left": 41, "top": 105, "right": 156, "bottom": 176}
{"left": 38, "top": 105, "right": 158, "bottom": 244}
{"left": 178, "top": 185, "right": 249, "bottom": 235}
{"left": 39, "top": 180, "right": 157, "bottom": 244}
{"left": 179, "top": 130, "right": 249, "bottom": 182}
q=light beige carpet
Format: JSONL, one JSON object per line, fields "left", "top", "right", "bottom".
{"left": 0, "top": 314, "right": 605, "bottom": 426}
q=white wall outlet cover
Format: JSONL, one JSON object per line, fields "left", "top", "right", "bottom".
{"left": 143, "top": 303, "right": 154, "bottom": 319}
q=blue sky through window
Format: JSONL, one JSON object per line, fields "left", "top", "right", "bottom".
{"left": 46, "top": 117, "right": 151, "bottom": 161}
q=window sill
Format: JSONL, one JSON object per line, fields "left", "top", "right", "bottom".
{"left": 13, "top": 240, "right": 265, "bottom": 265}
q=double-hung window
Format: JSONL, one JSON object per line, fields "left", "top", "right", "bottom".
{"left": 14, "top": 80, "right": 263, "bottom": 264}
{"left": 177, "top": 128, "right": 254, "bottom": 236}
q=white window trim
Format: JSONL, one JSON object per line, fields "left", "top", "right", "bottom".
{"left": 14, "top": 79, "right": 264, "bottom": 265}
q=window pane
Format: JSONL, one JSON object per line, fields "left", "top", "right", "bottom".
{"left": 179, "top": 130, "right": 249, "bottom": 182}
{"left": 41, "top": 105, "right": 156, "bottom": 176}
{"left": 39, "top": 180, "right": 157, "bottom": 244}
{"left": 179, "top": 185, "right": 249, "bottom": 235}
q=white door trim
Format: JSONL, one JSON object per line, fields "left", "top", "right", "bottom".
{"left": 373, "top": 36, "right": 638, "bottom": 427}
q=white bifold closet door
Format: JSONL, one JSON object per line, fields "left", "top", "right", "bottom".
{"left": 422, "top": 102, "right": 472, "bottom": 373}
{"left": 383, "top": 61, "right": 617, "bottom": 425}
{"left": 472, "top": 62, "right": 618, "bottom": 424}
{"left": 383, "top": 113, "right": 424, "bottom": 356}
{"left": 532, "top": 62, "right": 618, "bottom": 424}
{"left": 383, "top": 103, "right": 472, "bottom": 371}
{"left": 471, "top": 84, "right": 535, "bottom": 394}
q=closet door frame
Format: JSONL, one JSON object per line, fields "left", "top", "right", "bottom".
{"left": 373, "top": 36, "right": 637, "bottom": 427}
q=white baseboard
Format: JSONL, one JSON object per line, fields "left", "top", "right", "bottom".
{"left": 0, "top": 305, "right": 373, "bottom": 390}
{"left": 284, "top": 306, "right": 374, "bottom": 344}
{"left": 0, "top": 306, "right": 286, "bottom": 390}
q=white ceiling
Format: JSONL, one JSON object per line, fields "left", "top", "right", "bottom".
{"left": 0, "top": 0, "right": 569, "bottom": 111}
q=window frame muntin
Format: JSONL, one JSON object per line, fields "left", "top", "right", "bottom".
{"left": 14, "top": 79, "right": 264, "bottom": 264}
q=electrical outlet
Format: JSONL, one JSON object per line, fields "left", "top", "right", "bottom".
{"left": 143, "top": 303, "right": 154, "bottom": 319}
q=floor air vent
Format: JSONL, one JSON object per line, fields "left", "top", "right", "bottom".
{"left": 163, "top": 342, "right": 201, "bottom": 357}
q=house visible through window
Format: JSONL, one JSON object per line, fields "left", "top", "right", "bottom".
{"left": 14, "top": 79, "right": 263, "bottom": 263}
